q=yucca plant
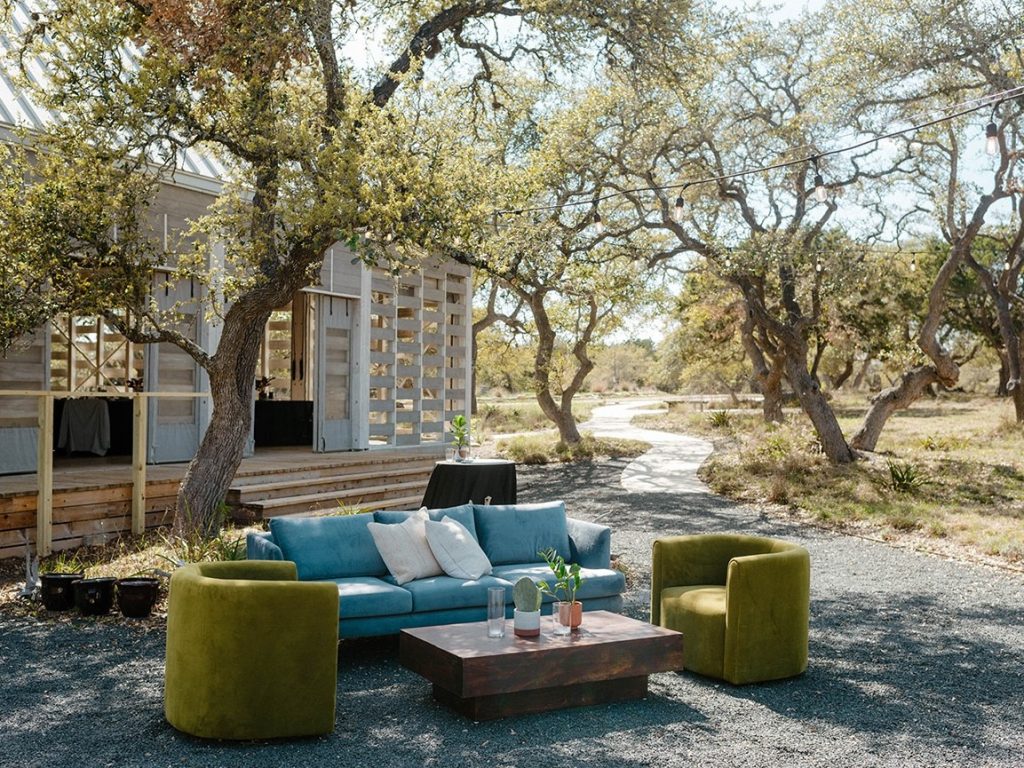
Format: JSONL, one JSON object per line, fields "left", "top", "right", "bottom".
{"left": 887, "top": 460, "right": 928, "bottom": 494}
{"left": 708, "top": 409, "right": 732, "bottom": 429}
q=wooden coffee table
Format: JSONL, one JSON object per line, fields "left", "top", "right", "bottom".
{"left": 399, "top": 610, "right": 684, "bottom": 720}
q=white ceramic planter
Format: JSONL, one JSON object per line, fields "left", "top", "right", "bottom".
{"left": 513, "top": 608, "right": 541, "bottom": 637}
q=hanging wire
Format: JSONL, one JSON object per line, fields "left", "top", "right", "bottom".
{"left": 493, "top": 86, "right": 1024, "bottom": 217}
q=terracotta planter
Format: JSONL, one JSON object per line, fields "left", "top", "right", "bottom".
{"left": 558, "top": 600, "right": 583, "bottom": 632}
{"left": 117, "top": 578, "right": 161, "bottom": 619}
{"left": 40, "top": 572, "right": 83, "bottom": 611}
{"left": 74, "top": 577, "right": 117, "bottom": 616}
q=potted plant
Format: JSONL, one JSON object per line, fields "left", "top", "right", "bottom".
{"left": 40, "top": 571, "right": 83, "bottom": 611}
{"left": 538, "top": 548, "right": 584, "bottom": 632}
{"left": 450, "top": 414, "right": 471, "bottom": 460}
{"left": 512, "top": 577, "right": 542, "bottom": 637}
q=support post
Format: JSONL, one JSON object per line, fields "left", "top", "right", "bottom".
{"left": 131, "top": 394, "right": 148, "bottom": 535}
{"left": 36, "top": 394, "right": 53, "bottom": 556}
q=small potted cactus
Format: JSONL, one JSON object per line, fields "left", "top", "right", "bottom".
{"left": 512, "top": 577, "right": 542, "bottom": 637}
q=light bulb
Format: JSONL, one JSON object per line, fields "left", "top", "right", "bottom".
{"left": 672, "top": 195, "right": 685, "bottom": 223}
{"left": 910, "top": 258, "right": 917, "bottom": 273}
{"left": 593, "top": 211, "right": 605, "bottom": 235}
{"left": 986, "top": 122, "right": 999, "bottom": 156}
{"left": 814, "top": 173, "right": 827, "bottom": 202}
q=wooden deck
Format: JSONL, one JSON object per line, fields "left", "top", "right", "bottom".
{"left": 0, "top": 445, "right": 445, "bottom": 559}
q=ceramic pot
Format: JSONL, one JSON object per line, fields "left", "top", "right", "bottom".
{"left": 558, "top": 600, "right": 583, "bottom": 632}
{"left": 513, "top": 608, "right": 541, "bottom": 637}
{"left": 117, "top": 578, "right": 160, "bottom": 619}
{"left": 74, "top": 577, "right": 117, "bottom": 616}
{"left": 40, "top": 572, "right": 83, "bottom": 611}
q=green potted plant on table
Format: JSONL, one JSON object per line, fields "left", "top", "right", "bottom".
{"left": 450, "top": 414, "right": 471, "bottom": 461}
{"left": 538, "top": 548, "right": 584, "bottom": 633}
{"left": 512, "top": 577, "right": 543, "bottom": 637}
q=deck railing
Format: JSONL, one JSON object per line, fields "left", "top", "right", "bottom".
{"left": 0, "top": 390, "right": 207, "bottom": 555}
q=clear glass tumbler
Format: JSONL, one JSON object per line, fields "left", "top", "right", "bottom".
{"left": 552, "top": 601, "right": 572, "bottom": 636}
{"left": 487, "top": 586, "right": 506, "bottom": 638}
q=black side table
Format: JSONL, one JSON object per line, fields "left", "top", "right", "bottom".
{"left": 421, "top": 459, "right": 517, "bottom": 509}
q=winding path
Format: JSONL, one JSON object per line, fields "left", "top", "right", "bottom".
{"left": 582, "top": 399, "right": 713, "bottom": 494}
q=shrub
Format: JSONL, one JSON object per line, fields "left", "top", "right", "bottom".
{"left": 708, "top": 409, "right": 732, "bottom": 429}
{"left": 887, "top": 460, "right": 928, "bottom": 494}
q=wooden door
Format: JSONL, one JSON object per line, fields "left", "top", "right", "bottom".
{"left": 313, "top": 295, "right": 353, "bottom": 452}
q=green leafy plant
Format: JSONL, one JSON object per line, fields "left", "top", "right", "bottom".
{"left": 512, "top": 576, "right": 542, "bottom": 612}
{"left": 708, "top": 409, "right": 732, "bottom": 429}
{"left": 537, "top": 548, "right": 583, "bottom": 604}
{"left": 39, "top": 551, "right": 90, "bottom": 575}
{"left": 887, "top": 460, "right": 928, "bottom": 494}
{"left": 450, "top": 414, "right": 470, "bottom": 448}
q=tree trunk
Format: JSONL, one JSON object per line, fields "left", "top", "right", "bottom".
{"left": 1012, "top": 380, "right": 1024, "bottom": 423}
{"left": 174, "top": 307, "right": 268, "bottom": 538}
{"left": 850, "top": 365, "right": 940, "bottom": 451}
{"left": 761, "top": 363, "right": 784, "bottom": 423}
{"left": 831, "top": 356, "right": 855, "bottom": 390}
{"left": 785, "top": 356, "right": 855, "bottom": 463}
{"left": 852, "top": 353, "right": 872, "bottom": 390}
{"left": 997, "top": 352, "right": 1010, "bottom": 397}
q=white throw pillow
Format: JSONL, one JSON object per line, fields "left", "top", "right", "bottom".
{"left": 367, "top": 509, "right": 443, "bottom": 585}
{"left": 425, "top": 516, "right": 493, "bottom": 580}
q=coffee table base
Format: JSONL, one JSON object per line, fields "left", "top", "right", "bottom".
{"left": 431, "top": 675, "right": 649, "bottom": 720}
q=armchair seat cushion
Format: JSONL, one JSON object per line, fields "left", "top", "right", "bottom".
{"left": 330, "top": 577, "right": 413, "bottom": 619}
{"left": 661, "top": 585, "right": 726, "bottom": 680}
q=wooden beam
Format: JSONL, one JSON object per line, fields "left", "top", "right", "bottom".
{"left": 36, "top": 395, "right": 53, "bottom": 556}
{"left": 131, "top": 395, "right": 148, "bottom": 535}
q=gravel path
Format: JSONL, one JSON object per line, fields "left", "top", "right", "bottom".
{"left": 3, "top": 458, "right": 1024, "bottom": 766}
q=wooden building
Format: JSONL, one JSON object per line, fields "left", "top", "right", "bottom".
{"left": 0, "top": 4, "right": 471, "bottom": 557}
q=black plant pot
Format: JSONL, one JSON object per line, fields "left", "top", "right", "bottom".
{"left": 74, "top": 577, "right": 117, "bottom": 616}
{"left": 117, "top": 578, "right": 160, "bottom": 619}
{"left": 40, "top": 573, "right": 84, "bottom": 611}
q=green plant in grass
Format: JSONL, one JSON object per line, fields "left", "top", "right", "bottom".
{"left": 39, "top": 550, "right": 91, "bottom": 574}
{"left": 708, "top": 409, "right": 732, "bottom": 429}
{"left": 887, "top": 460, "right": 928, "bottom": 494}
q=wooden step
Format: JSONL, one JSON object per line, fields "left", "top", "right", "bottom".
{"left": 243, "top": 479, "right": 429, "bottom": 518}
{"left": 227, "top": 465, "right": 435, "bottom": 504}
{"left": 230, "top": 450, "right": 443, "bottom": 485}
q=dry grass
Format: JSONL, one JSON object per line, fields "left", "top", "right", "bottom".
{"left": 636, "top": 395, "right": 1024, "bottom": 569}
{"left": 496, "top": 432, "right": 650, "bottom": 465}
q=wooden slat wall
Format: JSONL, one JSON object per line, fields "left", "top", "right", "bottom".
{"left": 366, "top": 259, "right": 470, "bottom": 447}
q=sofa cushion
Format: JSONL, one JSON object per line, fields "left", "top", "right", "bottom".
{"left": 490, "top": 563, "right": 626, "bottom": 603}
{"left": 270, "top": 513, "right": 386, "bottom": 580}
{"left": 424, "top": 516, "right": 492, "bottom": 580}
{"left": 329, "top": 577, "right": 413, "bottom": 619}
{"left": 374, "top": 503, "right": 478, "bottom": 541}
{"left": 474, "top": 501, "right": 571, "bottom": 565}
{"left": 403, "top": 574, "right": 512, "bottom": 613}
{"left": 367, "top": 510, "right": 443, "bottom": 586}
{"left": 660, "top": 585, "right": 726, "bottom": 679}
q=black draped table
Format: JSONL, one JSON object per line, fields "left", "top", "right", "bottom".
{"left": 421, "top": 459, "right": 517, "bottom": 509}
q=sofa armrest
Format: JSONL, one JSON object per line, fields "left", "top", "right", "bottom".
{"left": 566, "top": 517, "right": 611, "bottom": 569}
{"left": 247, "top": 531, "right": 284, "bottom": 562}
{"left": 723, "top": 546, "right": 810, "bottom": 684}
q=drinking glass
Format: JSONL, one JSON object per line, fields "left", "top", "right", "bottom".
{"left": 552, "top": 601, "right": 571, "bottom": 636}
{"left": 487, "top": 587, "right": 506, "bottom": 638}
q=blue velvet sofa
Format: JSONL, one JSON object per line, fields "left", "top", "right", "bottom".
{"left": 246, "top": 500, "right": 626, "bottom": 638}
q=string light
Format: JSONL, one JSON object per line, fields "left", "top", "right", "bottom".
{"left": 491, "top": 86, "right": 1024, "bottom": 218}
{"left": 910, "top": 257, "right": 917, "bottom": 272}
{"left": 812, "top": 157, "right": 828, "bottom": 203}
{"left": 986, "top": 119, "right": 999, "bottom": 156}
{"left": 593, "top": 207, "right": 605, "bottom": 235}
{"left": 673, "top": 192, "right": 686, "bottom": 223}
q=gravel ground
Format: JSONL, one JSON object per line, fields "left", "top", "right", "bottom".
{"left": 2, "top": 459, "right": 1024, "bottom": 768}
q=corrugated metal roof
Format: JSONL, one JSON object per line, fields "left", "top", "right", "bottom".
{"left": 1, "top": 1, "right": 227, "bottom": 187}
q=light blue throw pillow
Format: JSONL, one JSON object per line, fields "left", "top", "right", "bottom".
{"left": 473, "top": 501, "right": 571, "bottom": 566}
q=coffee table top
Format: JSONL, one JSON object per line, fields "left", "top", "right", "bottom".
{"left": 400, "top": 611, "right": 683, "bottom": 698}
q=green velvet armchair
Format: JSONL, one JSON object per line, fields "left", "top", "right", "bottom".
{"left": 164, "top": 560, "right": 339, "bottom": 740}
{"left": 651, "top": 534, "right": 810, "bottom": 685}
